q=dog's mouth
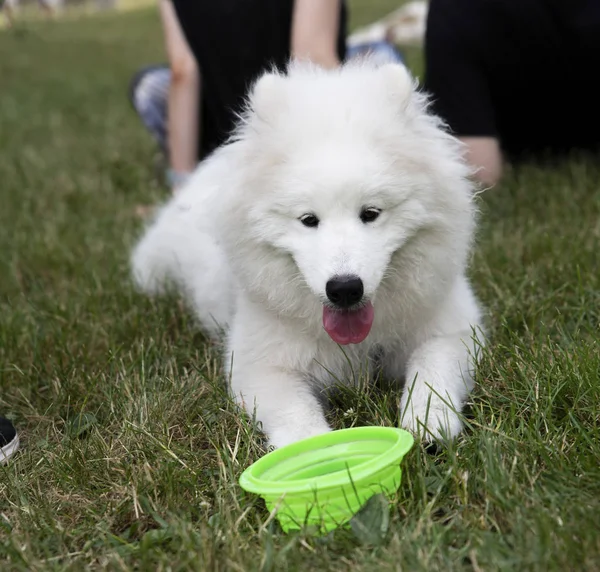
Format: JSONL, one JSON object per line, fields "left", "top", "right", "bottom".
{"left": 322, "top": 301, "right": 374, "bottom": 345}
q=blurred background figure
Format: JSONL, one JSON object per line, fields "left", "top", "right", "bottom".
{"left": 2, "top": 0, "right": 62, "bottom": 26}
{"left": 129, "top": 0, "right": 405, "bottom": 193}
{"left": 423, "top": 0, "right": 600, "bottom": 187}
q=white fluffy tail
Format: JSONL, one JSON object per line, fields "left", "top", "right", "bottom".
{"left": 130, "top": 202, "right": 190, "bottom": 295}
{"left": 130, "top": 156, "right": 235, "bottom": 339}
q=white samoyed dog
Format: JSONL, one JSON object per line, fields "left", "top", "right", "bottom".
{"left": 130, "top": 58, "right": 484, "bottom": 449}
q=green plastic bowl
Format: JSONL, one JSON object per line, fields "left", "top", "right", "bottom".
{"left": 239, "top": 426, "right": 414, "bottom": 534}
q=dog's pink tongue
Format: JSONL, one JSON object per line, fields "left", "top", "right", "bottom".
{"left": 322, "top": 302, "right": 374, "bottom": 345}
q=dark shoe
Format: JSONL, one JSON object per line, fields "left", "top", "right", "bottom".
{"left": 0, "top": 417, "right": 19, "bottom": 464}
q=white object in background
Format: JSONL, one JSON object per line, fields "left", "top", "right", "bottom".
{"left": 347, "top": 1, "right": 429, "bottom": 48}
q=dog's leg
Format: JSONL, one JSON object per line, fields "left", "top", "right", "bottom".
{"left": 229, "top": 363, "right": 332, "bottom": 448}
{"left": 399, "top": 332, "right": 478, "bottom": 441}
{"left": 226, "top": 300, "right": 332, "bottom": 449}
{"left": 393, "top": 276, "right": 484, "bottom": 441}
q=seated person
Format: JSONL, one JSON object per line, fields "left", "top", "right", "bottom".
{"left": 423, "top": 0, "right": 600, "bottom": 186}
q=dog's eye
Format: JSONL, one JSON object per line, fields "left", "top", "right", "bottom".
{"left": 299, "top": 213, "right": 319, "bottom": 228}
{"left": 360, "top": 207, "right": 381, "bottom": 224}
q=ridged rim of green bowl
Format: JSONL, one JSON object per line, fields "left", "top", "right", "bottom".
{"left": 239, "top": 426, "right": 414, "bottom": 496}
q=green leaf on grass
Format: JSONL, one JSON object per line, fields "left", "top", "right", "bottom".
{"left": 350, "top": 493, "right": 390, "bottom": 546}
{"left": 67, "top": 412, "right": 98, "bottom": 439}
{"left": 140, "top": 528, "right": 173, "bottom": 549}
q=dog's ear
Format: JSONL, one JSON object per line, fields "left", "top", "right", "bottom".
{"left": 248, "top": 71, "right": 286, "bottom": 120}
{"left": 377, "top": 62, "right": 415, "bottom": 107}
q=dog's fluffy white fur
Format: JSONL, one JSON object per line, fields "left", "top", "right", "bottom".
{"left": 131, "top": 59, "right": 484, "bottom": 449}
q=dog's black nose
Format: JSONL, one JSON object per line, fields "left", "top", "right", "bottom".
{"left": 326, "top": 275, "right": 364, "bottom": 308}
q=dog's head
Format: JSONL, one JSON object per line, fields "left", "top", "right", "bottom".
{"left": 223, "top": 60, "right": 476, "bottom": 344}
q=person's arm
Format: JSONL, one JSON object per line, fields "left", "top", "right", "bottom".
{"left": 424, "top": 0, "right": 502, "bottom": 187}
{"left": 291, "top": 0, "right": 342, "bottom": 69}
{"left": 159, "top": 0, "right": 199, "bottom": 191}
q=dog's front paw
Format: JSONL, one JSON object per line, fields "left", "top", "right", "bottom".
{"left": 400, "top": 395, "right": 464, "bottom": 442}
{"left": 267, "top": 423, "right": 332, "bottom": 450}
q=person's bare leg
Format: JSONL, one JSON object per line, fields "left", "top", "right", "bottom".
{"left": 459, "top": 136, "right": 503, "bottom": 187}
{"left": 160, "top": 0, "right": 200, "bottom": 192}
{"left": 292, "top": 0, "right": 342, "bottom": 69}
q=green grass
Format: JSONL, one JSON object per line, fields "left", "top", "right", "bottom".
{"left": 1, "top": 4, "right": 600, "bottom": 571}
